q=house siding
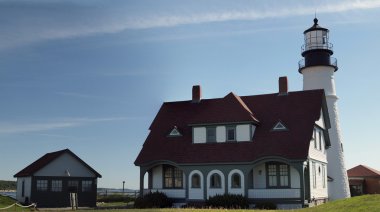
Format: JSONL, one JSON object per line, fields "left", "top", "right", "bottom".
{"left": 34, "top": 153, "right": 96, "bottom": 177}
{"left": 309, "top": 161, "right": 328, "bottom": 200}
{"left": 16, "top": 177, "right": 32, "bottom": 204}
{"left": 30, "top": 176, "right": 97, "bottom": 207}
{"left": 193, "top": 124, "right": 252, "bottom": 144}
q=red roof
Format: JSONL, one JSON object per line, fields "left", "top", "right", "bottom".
{"left": 347, "top": 165, "right": 380, "bottom": 177}
{"left": 135, "top": 89, "right": 328, "bottom": 166}
{"left": 14, "top": 149, "right": 101, "bottom": 178}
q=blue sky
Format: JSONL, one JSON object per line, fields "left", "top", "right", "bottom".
{"left": 1, "top": 0, "right": 380, "bottom": 189}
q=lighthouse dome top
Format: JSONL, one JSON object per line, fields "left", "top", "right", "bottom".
{"left": 304, "top": 18, "right": 329, "bottom": 34}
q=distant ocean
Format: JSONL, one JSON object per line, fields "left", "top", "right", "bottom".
{"left": 0, "top": 191, "right": 16, "bottom": 199}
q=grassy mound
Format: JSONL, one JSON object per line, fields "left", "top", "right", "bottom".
{"left": 0, "top": 195, "right": 16, "bottom": 208}
{"left": 303, "top": 194, "right": 380, "bottom": 212}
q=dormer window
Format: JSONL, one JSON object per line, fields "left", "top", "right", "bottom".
{"left": 168, "top": 126, "right": 182, "bottom": 137}
{"left": 206, "top": 127, "right": 216, "bottom": 143}
{"left": 226, "top": 126, "right": 236, "bottom": 141}
{"left": 272, "top": 121, "right": 288, "bottom": 131}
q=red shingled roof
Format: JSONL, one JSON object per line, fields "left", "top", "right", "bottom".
{"left": 135, "top": 89, "right": 328, "bottom": 166}
{"left": 14, "top": 149, "right": 101, "bottom": 178}
{"left": 347, "top": 165, "right": 380, "bottom": 177}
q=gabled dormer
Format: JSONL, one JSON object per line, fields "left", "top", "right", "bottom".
{"left": 191, "top": 90, "right": 259, "bottom": 144}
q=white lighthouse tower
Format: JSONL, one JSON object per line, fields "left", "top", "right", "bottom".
{"left": 298, "top": 18, "right": 350, "bottom": 200}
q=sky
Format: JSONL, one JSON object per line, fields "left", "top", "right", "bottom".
{"left": 1, "top": 0, "right": 380, "bottom": 189}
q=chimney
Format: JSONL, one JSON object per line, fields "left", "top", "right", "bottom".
{"left": 278, "top": 76, "right": 288, "bottom": 95}
{"left": 192, "top": 85, "right": 201, "bottom": 103}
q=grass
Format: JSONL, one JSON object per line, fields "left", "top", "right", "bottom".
{"left": 0, "top": 195, "right": 32, "bottom": 211}
{"left": 2, "top": 194, "right": 380, "bottom": 211}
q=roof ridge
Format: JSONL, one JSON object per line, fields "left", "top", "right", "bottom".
{"left": 224, "top": 92, "right": 259, "bottom": 123}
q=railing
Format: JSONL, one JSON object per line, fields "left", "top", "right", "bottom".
{"left": 298, "top": 57, "right": 337, "bottom": 70}
{"left": 302, "top": 42, "right": 333, "bottom": 52}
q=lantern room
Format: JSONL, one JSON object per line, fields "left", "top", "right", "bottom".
{"left": 298, "top": 18, "right": 338, "bottom": 73}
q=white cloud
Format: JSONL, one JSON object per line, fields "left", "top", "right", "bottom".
{"left": 0, "top": 0, "right": 380, "bottom": 49}
{"left": 0, "top": 117, "right": 130, "bottom": 134}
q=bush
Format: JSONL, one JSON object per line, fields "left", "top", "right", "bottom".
{"left": 255, "top": 201, "right": 277, "bottom": 210}
{"left": 97, "top": 194, "right": 135, "bottom": 203}
{"left": 134, "top": 191, "right": 172, "bottom": 208}
{"left": 206, "top": 194, "right": 249, "bottom": 209}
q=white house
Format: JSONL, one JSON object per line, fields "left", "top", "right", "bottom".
{"left": 14, "top": 149, "right": 101, "bottom": 208}
{"left": 135, "top": 18, "right": 349, "bottom": 208}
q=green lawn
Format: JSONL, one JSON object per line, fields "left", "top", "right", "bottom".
{"left": 0, "top": 195, "right": 31, "bottom": 211}
{"left": 2, "top": 194, "right": 380, "bottom": 211}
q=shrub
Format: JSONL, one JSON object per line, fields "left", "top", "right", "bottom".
{"left": 134, "top": 191, "right": 172, "bottom": 208}
{"left": 255, "top": 201, "right": 277, "bottom": 210}
{"left": 206, "top": 194, "right": 249, "bottom": 209}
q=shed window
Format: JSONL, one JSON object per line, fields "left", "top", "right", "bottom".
{"left": 82, "top": 180, "right": 93, "bottom": 192}
{"left": 36, "top": 180, "right": 48, "bottom": 191}
{"left": 51, "top": 180, "right": 62, "bottom": 192}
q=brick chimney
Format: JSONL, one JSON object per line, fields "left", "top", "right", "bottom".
{"left": 279, "top": 76, "right": 288, "bottom": 95}
{"left": 192, "top": 85, "right": 201, "bottom": 103}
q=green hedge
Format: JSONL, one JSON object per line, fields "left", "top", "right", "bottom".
{"left": 134, "top": 191, "right": 172, "bottom": 208}
{"left": 206, "top": 194, "right": 249, "bottom": 209}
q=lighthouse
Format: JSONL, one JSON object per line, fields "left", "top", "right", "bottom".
{"left": 298, "top": 18, "right": 350, "bottom": 200}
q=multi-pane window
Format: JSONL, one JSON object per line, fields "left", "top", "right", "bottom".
{"left": 82, "top": 180, "right": 92, "bottom": 192}
{"left": 51, "top": 180, "right": 62, "bottom": 192}
{"left": 312, "top": 162, "right": 317, "bottom": 188}
{"left": 163, "top": 166, "right": 183, "bottom": 189}
{"left": 267, "top": 163, "right": 290, "bottom": 188}
{"left": 268, "top": 164, "right": 277, "bottom": 187}
{"left": 226, "top": 126, "right": 236, "bottom": 141}
{"left": 36, "top": 180, "right": 48, "bottom": 191}
{"left": 210, "top": 173, "right": 221, "bottom": 188}
{"left": 279, "top": 165, "right": 289, "bottom": 187}
{"left": 206, "top": 127, "right": 216, "bottom": 142}
{"left": 231, "top": 173, "right": 241, "bottom": 188}
{"left": 191, "top": 174, "right": 200, "bottom": 188}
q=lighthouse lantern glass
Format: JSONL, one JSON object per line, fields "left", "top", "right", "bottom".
{"left": 304, "top": 29, "right": 329, "bottom": 51}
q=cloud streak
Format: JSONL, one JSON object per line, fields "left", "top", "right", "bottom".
{"left": 0, "top": 117, "right": 131, "bottom": 134}
{"left": 0, "top": 0, "right": 380, "bottom": 49}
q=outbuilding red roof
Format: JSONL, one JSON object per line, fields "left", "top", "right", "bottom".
{"left": 135, "top": 89, "right": 328, "bottom": 166}
{"left": 14, "top": 149, "right": 101, "bottom": 178}
{"left": 347, "top": 165, "right": 380, "bottom": 177}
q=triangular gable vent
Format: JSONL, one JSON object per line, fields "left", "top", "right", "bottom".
{"left": 168, "top": 126, "right": 182, "bottom": 137}
{"left": 272, "top": 121, "right": 288, "bottom": 131}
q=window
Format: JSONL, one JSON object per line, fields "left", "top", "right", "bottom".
{"left": 168, "top": 126, "right": 182, "bottom": 137}
{"left": 231, "top": 173, "right": 241, "bottom": 188}
{"left": 206, "top": 127, "right": 216, "bottom": 142}
{"left": 318, "top": 130, "right": 323, "bottom": 150}
{"left": 22, "top": 181, "right": 25, "bottom": 197}
{"left": 51, "top": 180, "right": 62, "bottom": 192}
{"left": 36, "top": 180, "right": 48, "bottom": 191}
{"left": 312, "top": 162, "right": 317, "bottom": 188}
{"left": 322, "top": 165, "right": 326, "bottom": 188}
{"left": 272, "top": 121, "right": 287, "bottom": 131}
{"left": 163, "top": 166, "right": 183, "bottom": 189}
{"left": 68, "top": 180, "right": 79, "bottom": 192}
{"left": 313, "top": 128, "right": 317, "bottom": 148}
{"left": 266, "top": 163, "right": 290, "bottom": 188}
{"left": 210, "top": 173, "right": 221, "bottom": 188}
{"left": 191, "top": 174, "right": 200, "bottom": 188}
{"left": 82, "top": 180, "right": 93, "bottom": 192}
{"left": 226, "top": 126, "right": 236, "bottom": 141}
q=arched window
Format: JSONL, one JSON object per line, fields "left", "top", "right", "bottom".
{"left": 231, "top": 173, "right": 241, "bottom": 188}
{"left": 191, "top": 174, "right": 201, "bottom": 188}
{"left": 210, "top": 173, "right": 221, "bottom": 188}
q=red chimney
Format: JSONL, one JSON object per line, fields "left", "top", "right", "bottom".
{"left": 279, "top": 76, "right": 288, "bottom": 95}
{"left": 192, "top": 85, "right": 201, "bottom": 103}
